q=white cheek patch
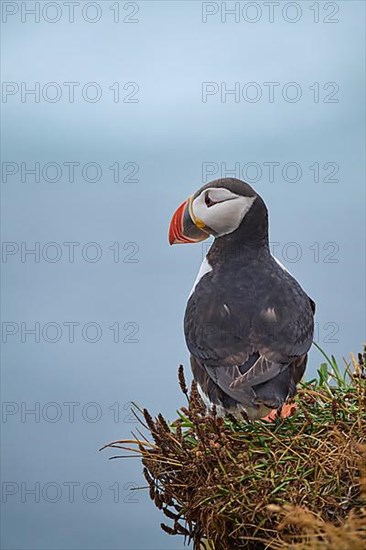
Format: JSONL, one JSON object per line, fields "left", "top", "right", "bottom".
{"left": 204, "top": 187, "right": 238, "bottom": 203}
{"left": 192, "top": 189, "right": 256, "bottom": 237}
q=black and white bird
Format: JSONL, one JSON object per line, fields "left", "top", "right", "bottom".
{"left": 169, "top": 178, "right": 315, "bottom": 420}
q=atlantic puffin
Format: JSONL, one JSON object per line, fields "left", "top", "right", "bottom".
{"left": 169, "top": 178, "right": 315, "bottom": 420}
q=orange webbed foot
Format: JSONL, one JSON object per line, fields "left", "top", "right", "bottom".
{"left": 261, "top": 402, "right": 298, "bottom": 422}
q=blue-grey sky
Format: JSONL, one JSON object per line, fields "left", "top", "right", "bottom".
{"left": 1, "top": 1, "right": 365, "bottom": 549}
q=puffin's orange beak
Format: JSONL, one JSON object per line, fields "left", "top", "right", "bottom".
{"left": 169, "top": 197, "right": 209, "bottom": 245}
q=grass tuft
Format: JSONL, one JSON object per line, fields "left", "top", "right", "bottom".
{"left": 102, "top": 347, "right": 366, "bottom": 549}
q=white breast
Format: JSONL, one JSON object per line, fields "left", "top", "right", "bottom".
{"left": 188, "top": 257, "right": 212, "bottom": 298}
{"left": 274, "top": 256, "right": 292, "bottom": 276}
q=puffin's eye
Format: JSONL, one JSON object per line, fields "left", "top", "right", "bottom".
{"left": 205, "top": 192, "right": 215, "bottom": 207}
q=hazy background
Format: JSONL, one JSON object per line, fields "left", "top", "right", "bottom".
{"left": 1, "top": 1, "right": 365, "bottom": 548}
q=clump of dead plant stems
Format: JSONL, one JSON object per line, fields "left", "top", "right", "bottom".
{"left": 102, "top": 347, "right": 366, "bottom": 549}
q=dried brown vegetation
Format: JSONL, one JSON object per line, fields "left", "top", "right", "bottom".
{"left": 102, "top": 349, "right": 366, "bottom": 549}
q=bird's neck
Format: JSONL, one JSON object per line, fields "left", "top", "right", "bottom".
{"left": 207, "top": 196, "right": 270, "bottom": 266}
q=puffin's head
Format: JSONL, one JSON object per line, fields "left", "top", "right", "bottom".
{"left": 169, "top": 178, "right": 259, "bottom": 245}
